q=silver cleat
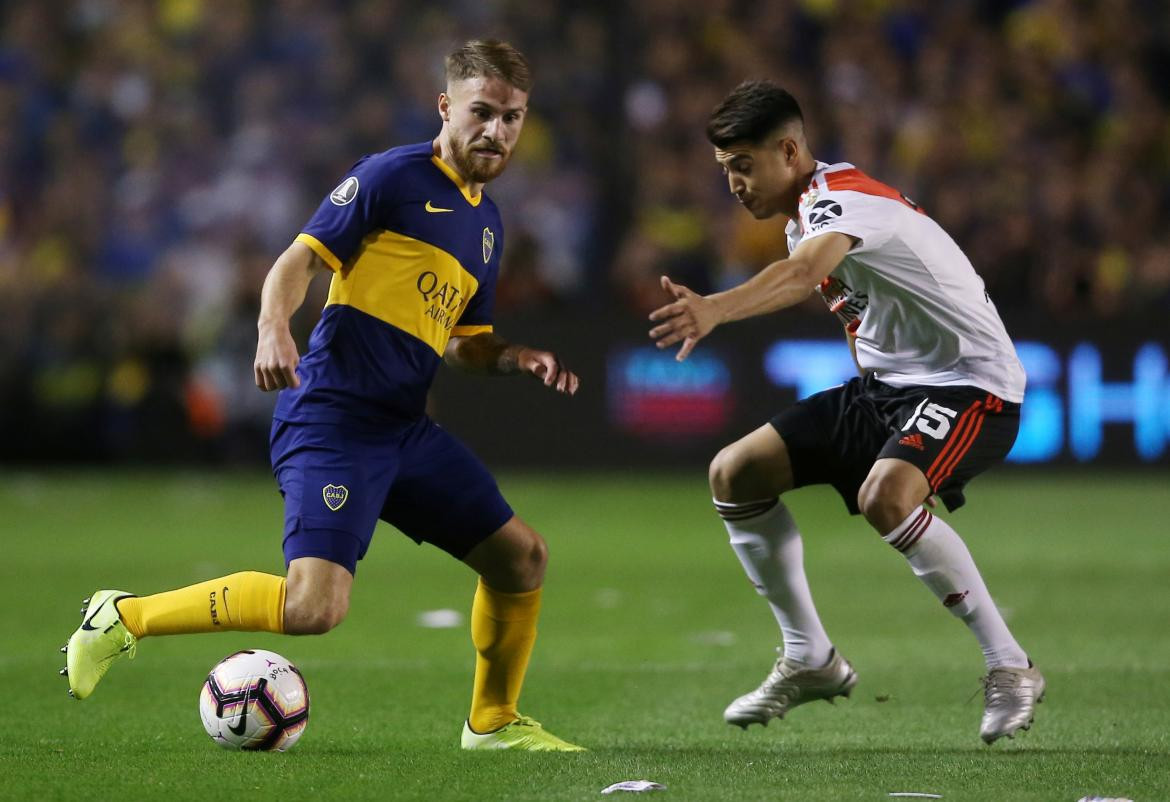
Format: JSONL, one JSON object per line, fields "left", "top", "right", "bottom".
{"left": 980, "top": 662, "right": 1045, "bottom": 744}
{"left": 724, "top": 648, "right": 858, "bottom": 728}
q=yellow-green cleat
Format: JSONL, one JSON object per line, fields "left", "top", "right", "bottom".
{"left": 460, "top": 716, "right": 586, "bottom": 752}
{"left": 62, "top": 590, "right": 137, "bottom": 700}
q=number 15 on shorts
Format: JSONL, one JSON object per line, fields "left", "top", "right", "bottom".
{"left": 902, "top": 400, "right": 958, "bottom": 439}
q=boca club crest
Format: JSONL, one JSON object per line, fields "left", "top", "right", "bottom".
{"left": 482, "top": 227, "right": 494, "bottom": 263}
{"left": 322, "top": 484, "right": 348, "bottom": 511}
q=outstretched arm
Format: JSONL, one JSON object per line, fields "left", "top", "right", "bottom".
{"left": 254, "top": 242, "right": 331, "bottom": 391}
{"left": 444, "top": 332, "right": 580, "bottom": 395}
{"left": 648, "top": 232, "right": 856, "bottom": 361}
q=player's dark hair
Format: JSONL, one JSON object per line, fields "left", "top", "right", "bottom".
{"left": 446, "top": 39, "right": 532, "bottom": 93}
{"left": 706, "top": 80, "right": 803, "bottom": 148}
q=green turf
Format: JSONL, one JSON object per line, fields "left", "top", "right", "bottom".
{"left": 2, "top": 470, "right": 1168, "bottom": 801}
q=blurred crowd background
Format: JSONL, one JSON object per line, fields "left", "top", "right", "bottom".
{"left": 2, "top": 0, "right": 1168, "bottom": 462}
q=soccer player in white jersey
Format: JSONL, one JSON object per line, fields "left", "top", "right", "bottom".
{"left": 648, "top": 80, "right": 1043, "bottom": 744}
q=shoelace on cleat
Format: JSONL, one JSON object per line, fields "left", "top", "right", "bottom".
{"left": 975, "top": 670, "right": 1026, "bottom": 706}
{"left": 754, "top": 669, "right": 795, "bottom": 708}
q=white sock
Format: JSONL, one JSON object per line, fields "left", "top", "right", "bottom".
{"left": 716, "top": 498, "right": 833, "bottom": 667}
{"left": 884, "top": 508, "right": 1028, "bottom": 669}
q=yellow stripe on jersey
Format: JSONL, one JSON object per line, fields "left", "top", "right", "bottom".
{"left": 451, "top": 324, "right": 492, "bottom": 337}
{"left": 325, "top": 230, "right": 484, "bottom": 356}
{"left": 295, "top": 232, "right": 343, "bottom": 272}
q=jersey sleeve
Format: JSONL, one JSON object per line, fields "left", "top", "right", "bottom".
{"left": 797, "top": 190, "right": 893, "bottom": 252}
{"left": 295, "top": 155, "right": 401, "bottom": 271}
{"left": 451, "top": 230, "right": 501, "bottom": 336}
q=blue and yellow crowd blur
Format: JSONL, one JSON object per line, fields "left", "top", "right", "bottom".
{"left": 1, "top": 1, "right": 1167, "bottom": 463}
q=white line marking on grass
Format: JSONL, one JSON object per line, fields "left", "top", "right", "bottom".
{"left": 416, "top": 609, "right": 463, "bottom": 628}
{"left": 690, "top": 630, "right": 737, "bottom": 646}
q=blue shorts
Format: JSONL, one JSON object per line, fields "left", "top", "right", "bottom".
{"left": 270, "top": 418, "right": 514, "bottom": 574}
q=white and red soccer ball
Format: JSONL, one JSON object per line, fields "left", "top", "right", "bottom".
{"left": 199, "top": 649, "right": 309, "bottom": 751}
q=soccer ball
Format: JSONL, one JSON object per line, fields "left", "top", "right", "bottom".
{"left": 198, "top": 649, "right": 310, "bottom": 751}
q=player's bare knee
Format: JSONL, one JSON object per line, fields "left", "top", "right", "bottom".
{"left": 858, "top": 478, "right": 916, "bottom": 535}
{"left": 709, "top": 445, "right": 750, "bottom": 502}
{"left": 285, "top": 596, "right": 347, "bottom": 635}
{"left": 505, "top": 530, "right": 547, "bottom": 589}
{"left": 322, "top": 595, "right": 350, "bottom": 631}
{"left": 708, "top": 446, "right": 732, "bottom": 499}
{"left": 300, "top": 609, "right": 343, "bottom": 635}
{"left": 283, "top": 575, "right": 349, "bottom": 634}
{"left": 470, "top": 524, "right": 547, "bottom": 592}
{"left": 710, "top": 428, "right": 791, "bottom": 503}
{"left": 525, "top": 533, "right": 548, "bottom": 585}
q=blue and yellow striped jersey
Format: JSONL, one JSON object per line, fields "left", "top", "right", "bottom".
{"left": 274, "top": 141, "right": 503, "bottom": 425}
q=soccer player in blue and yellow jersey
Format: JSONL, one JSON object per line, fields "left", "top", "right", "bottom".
{"left": 62, "top": 40, "right": 584, "bottom": 752}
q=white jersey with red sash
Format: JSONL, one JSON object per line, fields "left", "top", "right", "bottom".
{"left": 786, "top": 161, "right": 1025, "bottom": 403}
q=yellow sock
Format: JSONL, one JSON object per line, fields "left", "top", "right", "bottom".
{"left": 468, "top": 579, "right": 542, "bottom": 733}
{"left": 116, "top": 571, "right": 286, "bottom": 638}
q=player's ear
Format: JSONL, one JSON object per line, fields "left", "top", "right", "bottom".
{"left": 438, "top": 92, "right": 451, "bottom": 122}
{"left": 781, "top": 136, "right": 799, "bottom": 165}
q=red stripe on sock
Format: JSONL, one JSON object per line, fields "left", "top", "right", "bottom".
{"left": 890, "top": 508, "right": 929, "bottom": 551}
{"left": 715, "top": 499, "right": 779, "bottom": 520}
{"left": 897, "top": 511, "right": 932, "bottom": 552}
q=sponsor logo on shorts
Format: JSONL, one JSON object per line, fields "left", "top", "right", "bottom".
{"left": 898, "top": 433, "right": 925, "bottom": 451}
{"left": 322, "top": 484, "right": 349, "bottom": 511}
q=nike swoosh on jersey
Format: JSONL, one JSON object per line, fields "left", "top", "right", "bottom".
{"left": 425, "top": 201, "right": 455, "bottom": 213}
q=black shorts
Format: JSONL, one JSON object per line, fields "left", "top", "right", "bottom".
{"left": 770, "top": 374, "right": 1020, "bottom": 514}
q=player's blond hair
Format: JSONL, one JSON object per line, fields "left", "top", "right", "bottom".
{"left": 445, "top": 39, "right": 532, "bottom": 93}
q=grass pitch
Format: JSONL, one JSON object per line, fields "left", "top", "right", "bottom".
{"left": 2, "top": 469, "right": 1168, "bottom": 801}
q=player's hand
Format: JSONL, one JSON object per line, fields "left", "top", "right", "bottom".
{"left": 518, "top": 348, "right": 579, "bottom": 395}
{"left": 648, "top": 275, "right": 720, "bottom": 361}
{"left": 255, "top": 324, "right": 301, "bottom": 391}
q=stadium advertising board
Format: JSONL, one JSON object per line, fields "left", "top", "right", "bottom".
{"left": 756, "top": 339, "right": 1170, "bottom": 463}
{"left": 434, "top": 314, "right": 1170, "bottom": 469}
